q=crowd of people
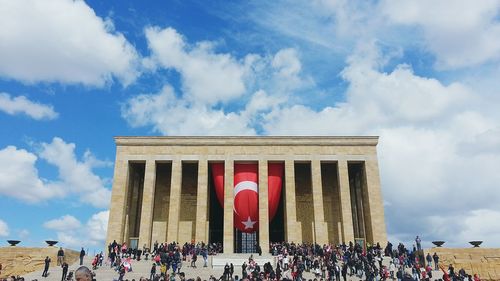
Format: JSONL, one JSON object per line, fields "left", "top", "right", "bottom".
{"left": 105, "top": 240, "right": 221, "bottom": 281}
{"left": 0, "top": 237, "right": 483, "bottom": 281}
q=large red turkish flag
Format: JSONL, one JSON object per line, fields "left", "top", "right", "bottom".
{"left": 210, "top": 162, "right": 283, "bottom": 233}
{"left": 211, "top": 163, "right": 225, "bottom": 207}
{"left": 267, "top": 163, "right": 283, "bottom": 221}
{"left": 233, "top": 163, "right": 259, "bottom": 232}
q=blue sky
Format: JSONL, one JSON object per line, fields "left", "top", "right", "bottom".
{"left": 1, "top": 0, "right": 500, "bottom": 251}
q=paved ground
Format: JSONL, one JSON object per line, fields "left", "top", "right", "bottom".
{"left": 21, "top": 255, "right": 444, "bottom": 281}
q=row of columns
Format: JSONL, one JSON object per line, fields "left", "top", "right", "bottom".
{"left": 107, "top": 157, "right": 385, "bottom": 252}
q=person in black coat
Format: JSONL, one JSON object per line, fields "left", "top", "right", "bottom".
{"left": 57, "top": 247, "right": 65, "bottom": 266}
{"left": 150, "top": 263, "right": 156, "bottom": 280}
{"left": 42, "top": 256, "right": 51, "bottom": 277}
{"left": 80, "top": 248, "right": 86, "bottom": 265}
{"left": 341, "top": 263, "right": 347, "bottom": 281}
{"left": 223, "top": 263, "right": 230, "bottom": 280}
{"left": 61, "top": 262, "right": 69, "bottom": 281}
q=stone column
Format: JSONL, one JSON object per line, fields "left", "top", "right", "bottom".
{"left": 167, "top": 159, "right": 182, "bottom": 243}
{"left": 338, "top": 160, "right": 355, "bottom": 244}
{"left": 311, "top": 160, "right": 328, "bottom": 245}
{"left": 223, "top": 159, "right": 234, "bottom": 253}
{"left": 138, "top": 160, "right": 156, "bottom": 249}
{"left": 106, "top": 154, "right": 129, "bottom": 246}
{"left": 195, "top": 158, "right": 209, "bottom": 243}
{"left": 258, "top": 160, "right": 269, "bottom": 253}
{"left": 363, "top": 158, "right": 387, "bottom": 244}
{"left": 284, "top": 160, "right": 301, "bottom": 243}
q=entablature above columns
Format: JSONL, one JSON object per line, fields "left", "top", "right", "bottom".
{"left": 118, "top": 154, "right": 379, "bottom": 162}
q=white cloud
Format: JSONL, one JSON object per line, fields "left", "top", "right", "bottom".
{"left": 0, "top": 146, "right": 65, "bottom": 203}
{"left": 122, "top": 85, "right": 256, "bottom": 135}
{"left": 145, "top": 26, "right": 251, "bottom": 104}
{"left": 0, "top": 219, "right": 9, "bottom": 237}
{"left": 43, "top": 211, "right": 109, "bottom": 248}
{"left": 126, "top": 28, "right": 313, "bottom": 135}
{"left": 268, "top": 48, "right": 314, "bottom": 98}
{"left": 381, "top": 0, "right": 500, "bottom": 68}
{"left": 86, "top": 211, "right": 110, "bottom": 244}
{"left": 426, "top": 209, "right": 500, "bottom": 248}
{"left": 43, "top": 215, "right": 82, "bottom": 231}
{"left": 0, "top": 0, "right": 139, "bottom": 86}
{"left": 0, "top": 92, "right": 58, "bottom": 120}
{"left": 18, "top": 229, "right": 29, "bottom": 239}
{"left": 0, "top": 138, "right": 110, "bottom": 208}
{"left": 247, "top": 0, "right": 500, "bottom": 69}
{"left": 262, "top": 43, "right": 474, "bottom": 135}
{"left": 243, "top": 90, "right": 284, "bottom": 118}
{"left": 38, "top": 137, "right": 111, "bottom": 208}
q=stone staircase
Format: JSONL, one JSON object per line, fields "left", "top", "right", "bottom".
{"left": 211, "top": 253, "right": 275, "bottom": 269}
{"left": 424, "top": 248, "right": 500, "bottom": 280}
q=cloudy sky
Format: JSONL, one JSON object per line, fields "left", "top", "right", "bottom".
{"left": 1, "top": 0, "right": 500, "bottom": 250}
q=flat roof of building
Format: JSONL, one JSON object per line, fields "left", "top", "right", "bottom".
{"left": 114, "top": 136, "right": 379, "bottom": 146}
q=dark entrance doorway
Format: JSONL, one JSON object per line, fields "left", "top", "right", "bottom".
{"left": 235, "top": 230, "right": 258, "bottom": 253}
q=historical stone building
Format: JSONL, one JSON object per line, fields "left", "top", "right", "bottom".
{"left": 106, "top": 136, "right": 387, "bottom": 253}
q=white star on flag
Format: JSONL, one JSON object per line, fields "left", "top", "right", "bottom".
{"left": 242, "top": 216, "right": 256, "bottom": 229}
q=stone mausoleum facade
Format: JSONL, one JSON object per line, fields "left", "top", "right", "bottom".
{"left": 106, "top": 136, "right": 387, "bottom": 253}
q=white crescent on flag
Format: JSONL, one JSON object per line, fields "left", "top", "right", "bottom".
{"left": 234, "top": 180, "right": 258, "bottom": 196}
{"left": 233, "top": 180, "right": 258, "bottom": 216}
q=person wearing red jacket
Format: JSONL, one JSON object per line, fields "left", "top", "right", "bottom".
{"left": 439, "top": 265, "right": 450, "bottom": 281}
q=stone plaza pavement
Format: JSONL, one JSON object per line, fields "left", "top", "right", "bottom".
{"left": 23, "top": 255, "right": 224, "bottom": 281}
{"left": 21, "top": 254, "right": 445, "bottom": 281}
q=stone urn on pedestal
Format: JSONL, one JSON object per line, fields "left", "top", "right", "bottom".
{"left": 469, "top": 241, "right": 482, "bottom": 248}
{"left": 7, "top": 240, "right": 21, "bottom": 246}
{"left": 432, "top": 241, "right": 445, "bottom": 247}
{"left": 45, "top": 240, "right": 58, "bottom": 247}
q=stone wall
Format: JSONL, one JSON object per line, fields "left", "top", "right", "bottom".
{"left": 424, "top": 248, "right": 500, "bottom": 281}
{"left": 0, "top": 246, "right": 79, "bottom": 278}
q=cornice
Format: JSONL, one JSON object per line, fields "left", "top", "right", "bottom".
{"left": 114, "top": 136, "right": 379, "bottom": 147}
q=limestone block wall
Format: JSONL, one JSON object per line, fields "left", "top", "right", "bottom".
{"left": 0, "top": 247, "right": 79, "bottom": 278}
{"left": 295, "top": 163, "right": 314, "bottom": 243}
{"left": 424, "top": 248, "right": 500, "bottom": 281}
{"left": 296, "top": 195, "right": 314, "bottom": 243}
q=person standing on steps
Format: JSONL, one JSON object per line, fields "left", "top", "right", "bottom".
{"left": 42, "top": 256, "right": 51, "bottom": 277}
{"left": 150, "top": 263, "right": 156, "bottom": 280}
{"left": 433, "top": 253, "right": 440, "bottom": 271}
{"left": 202, "top": 247, "right": 208, "bottom": 267}
{"left": 415, "top": 236, "right": 422, "bottom": 252}
{"left": 57, "top": 247, "right": 65, "bottom": 266}
{"left": 61, "top": 262, "right": 69, "bottom": 281}
{"left": 80, "top": 247, "right": 86, "bottom": 265}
